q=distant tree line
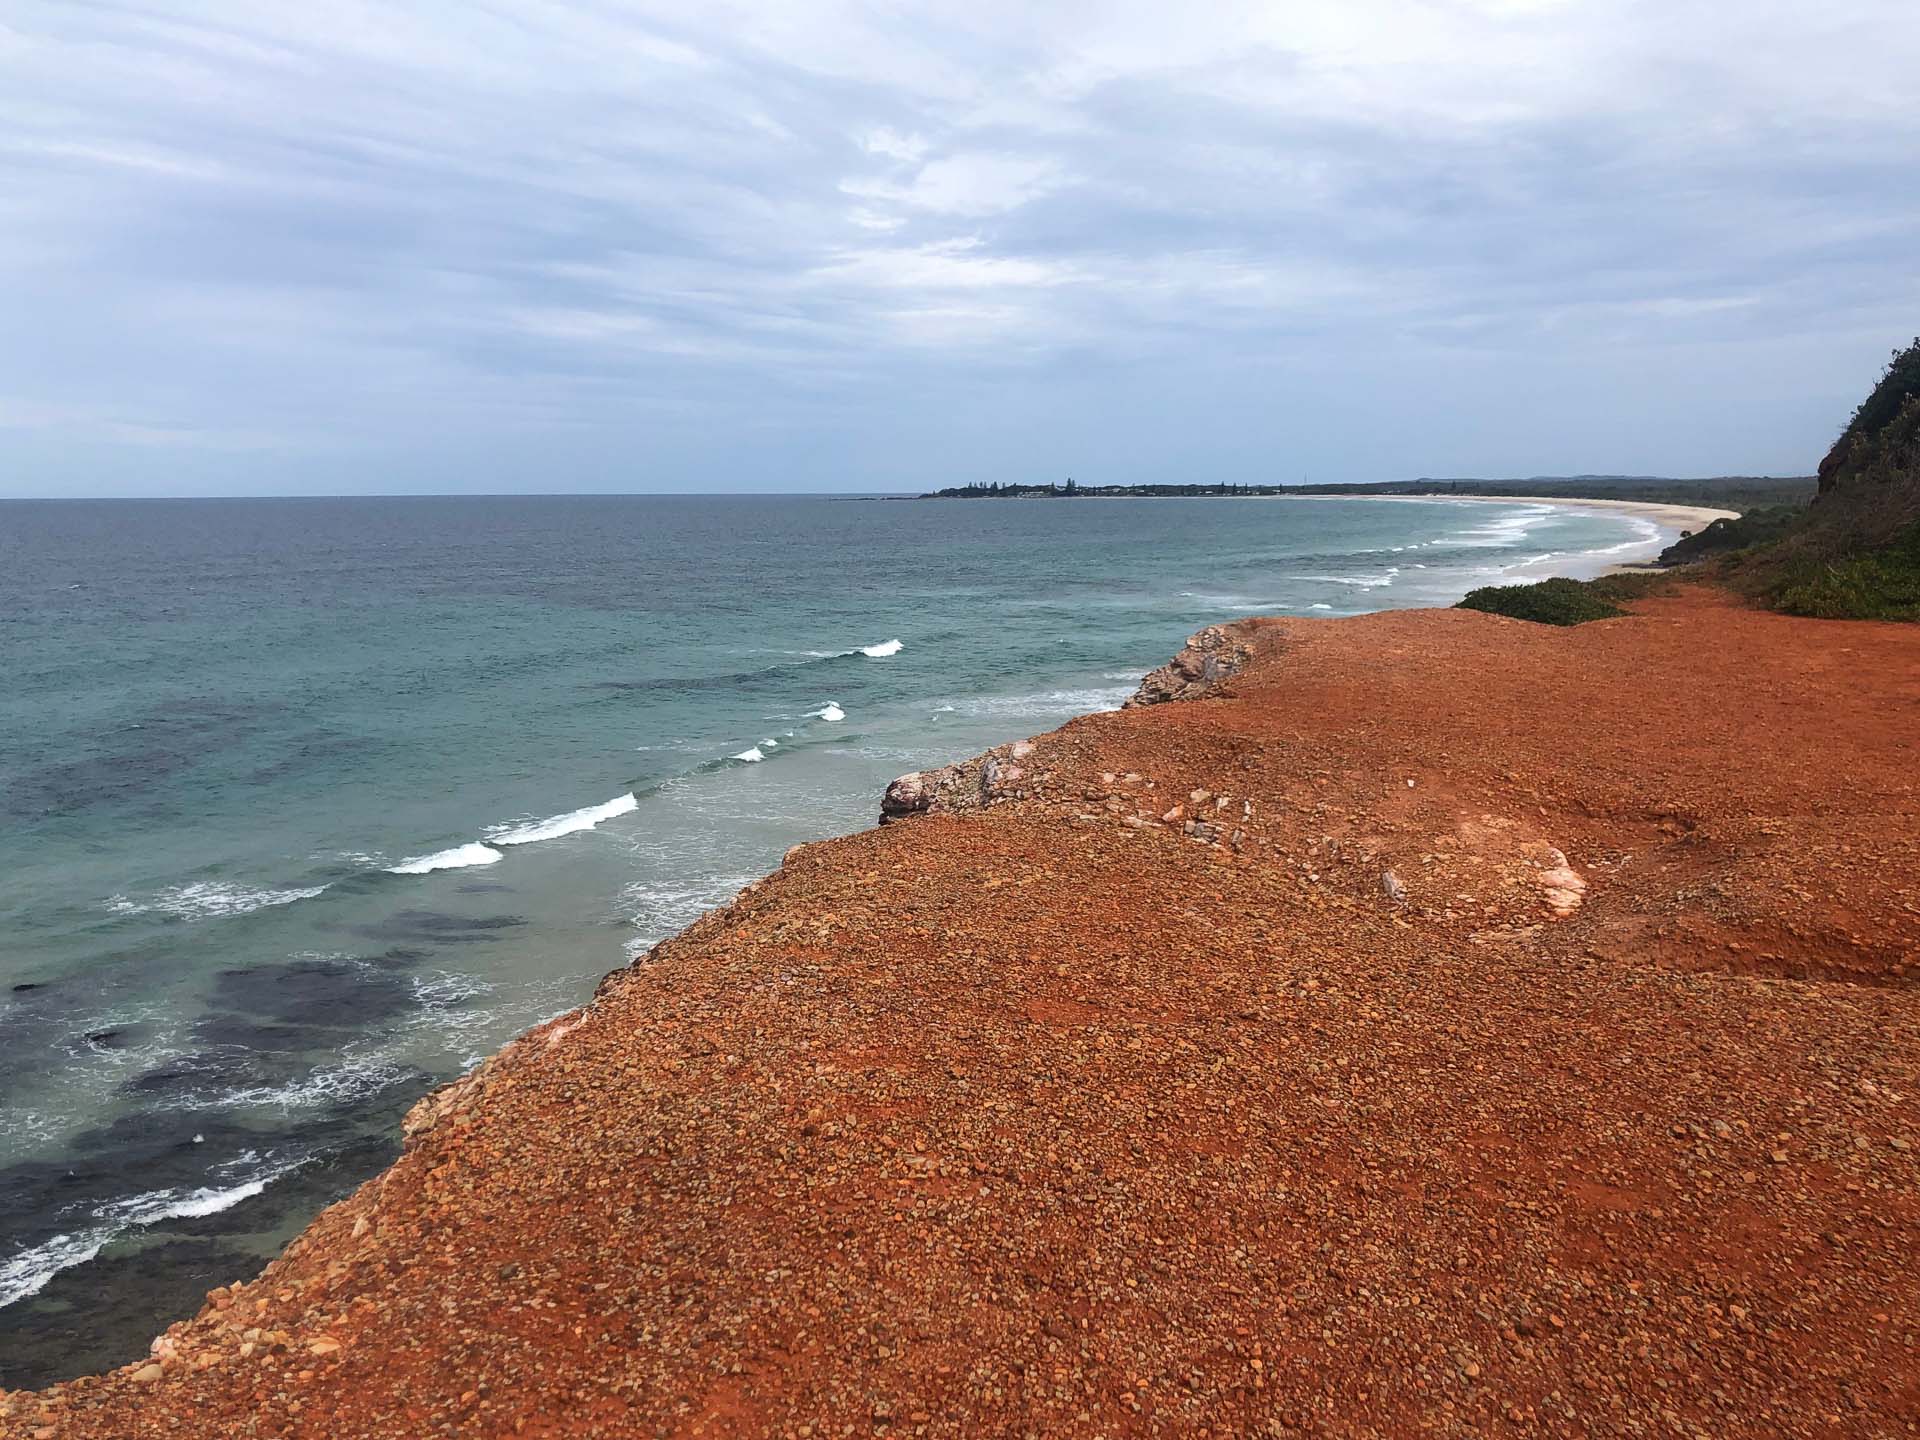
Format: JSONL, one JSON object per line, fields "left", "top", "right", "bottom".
{"left": 922, "top": 479, "right": 1285, "bottom": 499}
{"left": 919, "top": 475, "right": 1816, "bottom": 510}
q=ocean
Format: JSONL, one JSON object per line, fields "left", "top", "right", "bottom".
{"left": 0, "top": 492, "right": 1668, "bottom": 1384}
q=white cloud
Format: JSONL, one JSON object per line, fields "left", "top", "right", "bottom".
{"left": 0, "top": 0, "right": 1915, "bottom": 488}
{"left": 862, "top": 127, "right": 928, "bottom": 163}
{"left": 843, "top": 152, "right": 1065, "bottom": 217}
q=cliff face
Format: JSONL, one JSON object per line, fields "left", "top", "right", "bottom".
{"left": 9, "top": 593, "right": 1920, "bottom": 1439}
{"left": 1808, "top": 338, "right": 1920, "bottom": 545}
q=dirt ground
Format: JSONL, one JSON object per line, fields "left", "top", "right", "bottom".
{"left": 7, "top": 587, "right": 1917, "bottom": 1439}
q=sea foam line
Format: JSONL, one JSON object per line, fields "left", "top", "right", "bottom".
{"left": 105, "top": 881, "right": 329, "bottom": 921}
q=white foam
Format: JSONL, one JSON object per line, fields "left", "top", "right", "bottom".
{"left": 732, "top": 746, "right": 765, "bottom": 763}
{"left": 937, "top": 685, "right": 1134, "bottom": 718}
{"left": 1309, "top": 603, "right": 1334, "bottom": 610}
{"left": 487, "top": 792, "right": 637, "bottom": 846}
{"left": 1291, "top": 570, "right": 1400, "bottom": 589}
{"left": 411, "top": 971, "right": 494, "bottom": 1007}
{"left": 214, "top": 1055, "right": 417, "bottom": 1111}
{"left": 0, "top": 1167, "right": 295, "bottom": 1310}
{"left": 810, "top": 702, "right": 846, "bottom": 722}
{"left": 859, "top": 638, "right": 903, "bottom": 658}
{"left": 1450, "top": 504, "right": 1557, "bottom": 548}
{"left": 621, "top": 872, "right": 762, "bottom": 952}
{"left": 105, "top": 881, "right": 328, "bottom": 920}
{"left": 0, "top": 1231, "right": 112, "bottom": 1309}
{"left": 387, "top": 842, "right": 502, "bottom": 875}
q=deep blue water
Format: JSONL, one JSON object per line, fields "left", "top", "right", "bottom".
{"left": 0, "top": 492, "right": 1669, "bottom": 1384}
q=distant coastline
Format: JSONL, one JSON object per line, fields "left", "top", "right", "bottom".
{"left": 917, "top": 473, "right": 1814, "bottom": 513}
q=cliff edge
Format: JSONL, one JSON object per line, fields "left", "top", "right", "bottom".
{"left": 7, "top": 591, "right": 1918, "bottom": 1439}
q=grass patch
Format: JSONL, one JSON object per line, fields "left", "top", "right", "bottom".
{"left": 1456, "top": 576, "right": 1628, "bottom": 626}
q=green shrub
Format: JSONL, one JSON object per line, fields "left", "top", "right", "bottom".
{"left": 1764, "top": 522, "right": 1920, "bottom": 621}
{"left": 1456, "top": 577, "right": 1627, "bottom": 626}
{"left": 1585, "top": 570, "right": 1678, "bottom": 602}
{"left": 1658, "top": 506, "right": 1803, "bottom": 565}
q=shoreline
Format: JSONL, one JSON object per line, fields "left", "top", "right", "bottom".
{"left": 1311, "top": 489, "right": 1739, "bottom": 532}
{"left": 1289, "top": 491, "right": 1739, "bottom": 577}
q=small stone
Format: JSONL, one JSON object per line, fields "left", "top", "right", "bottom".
{"left": 130, "top": 1364, "right": 164, "bottom": 1384}
{"left": 1380, "top": 870, "right": 1407, "bottom": 903}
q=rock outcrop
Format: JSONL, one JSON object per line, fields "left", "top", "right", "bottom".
{"left": 1124, "top": 623, "right": 1253, "bottom": 707}
{"left": 881, "top": 739, "right": 1042, "bottom": 823}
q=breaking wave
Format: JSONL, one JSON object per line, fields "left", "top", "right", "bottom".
{"left": 0, "top": 1157, "right": 307, "bottom": 1310}
{"left": 386, "top": 842, "right": 502, "bottom": 875}
{"left": 486, "top": 792, "right": 638, "bottom": 846}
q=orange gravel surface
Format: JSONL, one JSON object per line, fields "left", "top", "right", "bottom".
{"left": 6, "top": 588, "right": 1917, "bottom": 1439}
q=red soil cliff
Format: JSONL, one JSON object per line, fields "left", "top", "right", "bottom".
{"left": 5, "top": 587, "right": 1917, "bottom": 1438}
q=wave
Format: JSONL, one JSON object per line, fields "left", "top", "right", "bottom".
{"left": 860, "top": 638, "right": 903, "bottom": 658}
{"left": 731, "top": 746, "right": 765, "bottom": 763}
{"left": 810, "top": 702, "right": 846, "bottom": 722}
{"left": 386, "top": 842, "right": 501, "bottom": 875}
{"left": 105, "top": 881, "right": 328, "bottom": 921}
{"left": 1448, "top": 504, "right": 1557, "bottom": 548}
{"left": 486, "top": 792, "right": 637, "bottom": 846}
{"left": 0, "top": 1160, "right": 304, "bottom": 1310}
{"left": 1290, "top": 570, "right": 1401, "bottom": 589}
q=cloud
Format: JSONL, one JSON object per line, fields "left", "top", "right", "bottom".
{"left": 843, "top": 152, "right": 1066, "bottom": 217}
{"left": 0, "top": 0, "right": 1916, "bottom": 493}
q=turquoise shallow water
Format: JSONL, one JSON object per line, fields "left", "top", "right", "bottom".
{"left": 0, "top": 492, "right": 1669, "bottom": 1382}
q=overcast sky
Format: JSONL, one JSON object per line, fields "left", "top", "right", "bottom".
{"left": 3, "top": 1, "right": 1916, "bottom": 496}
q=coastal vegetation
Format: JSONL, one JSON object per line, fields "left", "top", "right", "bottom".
{"left": 1455, "top": 571, "right": 1672, "bottom": 626}
{"left": 1474, "top": 336, "right": 1920, "bottom": 625}
{"left": 1706, "top": 337, "right": 1920, "bottom": 620}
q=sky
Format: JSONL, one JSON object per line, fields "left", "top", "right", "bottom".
{"left": 2, "top": 1, "right": 1917, "bottom": 496}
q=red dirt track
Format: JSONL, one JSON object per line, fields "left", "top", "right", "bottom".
{"left": 7, "top": 589, "right": 1917, "bottom": 1438}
